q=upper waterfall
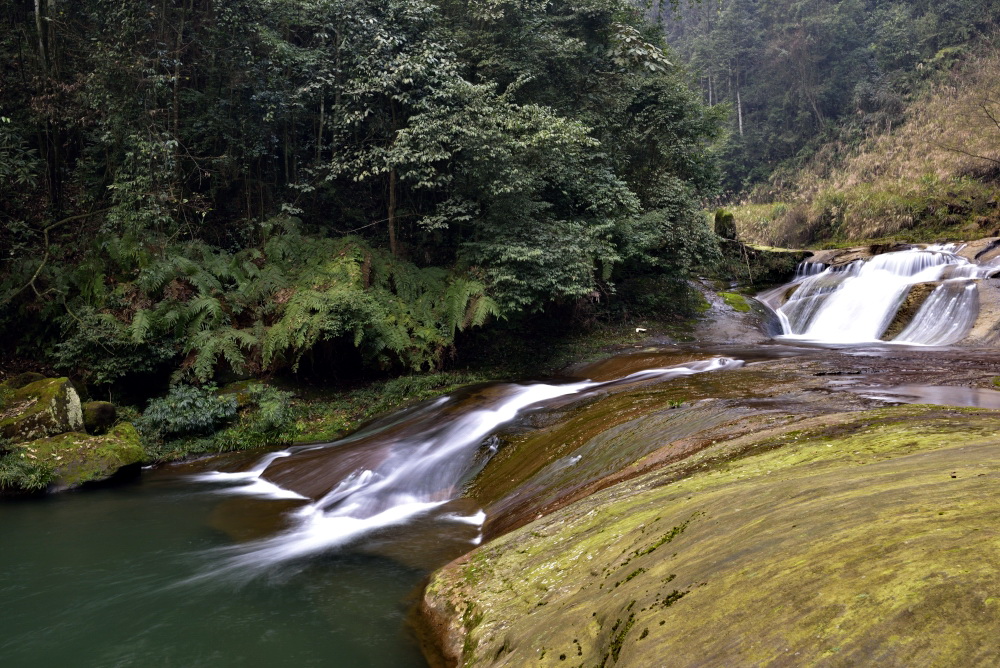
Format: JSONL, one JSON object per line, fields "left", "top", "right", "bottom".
{"left": 770, "top": 245, "right": 993, "bottom": 345}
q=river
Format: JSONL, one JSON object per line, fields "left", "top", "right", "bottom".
{"left": 4, "top": 244, "right": 1000, "bottom": 666}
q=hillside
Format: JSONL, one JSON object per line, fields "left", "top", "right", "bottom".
{"left": 660, "top": 0, "right": 1000, "bottom": 192}
{"left": 730, "top": 48, "right": 1000, "bottom": 246}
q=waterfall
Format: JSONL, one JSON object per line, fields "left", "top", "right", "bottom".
{"left": 189, "top": 356, "right": 743, "bottom": 578}
{"left": 773, "top": 246, "right": 991, "bottom": 345}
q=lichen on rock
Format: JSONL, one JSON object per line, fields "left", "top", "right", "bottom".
{"left": 0, "top": 377, "right": 84, "bottom": 444}
{"left": 424, "top": 405, "right": 1000, "bottom": 667}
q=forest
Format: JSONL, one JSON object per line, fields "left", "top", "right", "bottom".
{"left": 662, "top": 0, "right": 1000, "bottom": 190}
{"left": 0, "top": 0, "right": 725, "bottom": 394}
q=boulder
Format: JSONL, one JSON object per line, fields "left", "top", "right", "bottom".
{"left": 82, "top": 401, "right": 117, "bottom": 435}
{"left": 0, "top": 377, "right": 84, "bottom": 445}
{"left": 4, "top": 422, "right": 145, "bottom": 492}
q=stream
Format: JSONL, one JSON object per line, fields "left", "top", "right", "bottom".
{"left": 4, "top": 244, "right": 1000, "bottom": 666}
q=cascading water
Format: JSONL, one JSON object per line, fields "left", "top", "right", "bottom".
{"left": 772, "top": 245, "right": 993, "bottom": 345}
{"left": 190, "top": 356, "right": 743, "bottom": 579}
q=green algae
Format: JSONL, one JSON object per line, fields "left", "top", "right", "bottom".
{"left": 718, "top": 292, "right": 751, "bottom": 312}
{"left": 426, "top": 404, "right": 1000, "bottom": 666}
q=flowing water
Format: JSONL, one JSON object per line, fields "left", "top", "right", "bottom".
{"left": 0, "top": 357, "right": 742, "bottom": 667}
{"left": 767, "top": 245, "right": 996, "bottom": 345}
{"left": 5, "top": 241, "right": 997, "bottom": 665}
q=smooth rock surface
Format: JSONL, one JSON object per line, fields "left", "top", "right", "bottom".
{"left": 424, "top": 405, "right": 1000, "bottom": 667}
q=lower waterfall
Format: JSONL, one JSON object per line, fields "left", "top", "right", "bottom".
{"left": 189, "top": 356, "right": 743, "bottom": 580}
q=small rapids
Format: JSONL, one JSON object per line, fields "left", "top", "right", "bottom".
{"left": 766, "top": 245, "right": 994, "bottom": 345}
{"left": 189, "top": 356, "right": 743, "bottom": 580}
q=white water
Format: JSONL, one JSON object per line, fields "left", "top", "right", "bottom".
{"left": 774, "top": 246, "right": 992, "bottom": 345}
{"left": 190, "top": 356, "right": 742, "bottom": 578}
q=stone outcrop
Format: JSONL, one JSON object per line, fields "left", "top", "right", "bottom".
{"left": 0, "top": 377, "right": 84, "bottom": 445}
{"left": 880, "top": 281, "right": 937, "bottom": 341}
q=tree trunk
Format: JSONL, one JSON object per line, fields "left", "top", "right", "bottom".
{"left": 737, "top": 88, "right": 744, "bottom": 136}
{"left": 34, "top": 0, "right": 46, "bottom": 71}
{"left": 388, "top": 168, "right": 398, "bottom": 257}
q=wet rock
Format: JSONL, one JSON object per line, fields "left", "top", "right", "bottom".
{"left": 82, "top": 401, "right": 117, "bottom": 435}
{"left": 963, "top": 278, "right": 1000, "bottom": 346}
{"left": 880, "top": 282, "right": 937, "bottom": 341}
{"left": 424, "top": 405, "right": 1000, "bottom": 667}
{"left": 0, "top": 377, "right": 84, "bottom": 445}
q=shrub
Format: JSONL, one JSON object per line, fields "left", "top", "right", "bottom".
{"left": 213, "top": 384, "right": 295, "bottom": 451}
{"left": 136, "top": 384, "right": 238, "bottom": 444}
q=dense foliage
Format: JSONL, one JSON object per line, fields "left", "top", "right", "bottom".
{"left": 660, "top": 0, "right": 1000, "bottom": 190}
{"left": 0, "top": 0, "right": 723, "bottom": 390}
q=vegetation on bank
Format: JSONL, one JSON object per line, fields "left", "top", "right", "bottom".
{"left": 0, "top": 0, "right": 727, "bottom": 407}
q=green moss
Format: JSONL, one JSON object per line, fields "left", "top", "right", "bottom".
{"left": 429, "top": 405, "right": 1000, "bottom": 666}
{"left": 718, "top": 292, "right": 751, "bottom": 312}
{"left": 82, "top": 401, "right": 117, "bottom": 435}
{"left": 0, "top": 372, "right": 46, "bottom": 390}
{"left": 11, "top": 422, "right": 145, "bottom": 490}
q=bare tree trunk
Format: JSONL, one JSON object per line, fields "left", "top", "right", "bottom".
{"left": 737, "top": 88, "right": 744, "bottom": 136}
{"left": 317, "top": 98, "right": 324, "bottom": 161}
{"left": 47, "top": 0, "right": 57, "bottom": 75}
{"left": 34, "top": 0, "right": 46, "bottom": 71}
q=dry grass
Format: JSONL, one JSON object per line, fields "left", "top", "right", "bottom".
{"left": 731, "top": 48, "right": 1000, "bottom": 247}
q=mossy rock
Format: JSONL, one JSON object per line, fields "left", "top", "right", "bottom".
{"left": 11, "top": 422, "right": 145, "bottom": 491}
{"left": 714, "top": 209, "right": 738, "bottom": 240}
{"left": 881, "top": 282, "right": 937, "bottom": 341}
{"left": 82, "top": 401, "right": 117, "bottom": 435}
{"left": 0, "top": 372, "right": 46, "bottom": 390}
{"left": 0, "top": 377, "right": 84, "bottom": 446}
{"left": 424, "top": 405, "right": 1000, "bottom": 667}
{"left": 218, "top": 380, "right": 261, "bottom": 408}
{"left": 718, "top": 292, "right": 751, "bottom": 312}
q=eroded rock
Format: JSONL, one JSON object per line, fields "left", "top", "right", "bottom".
{"left": 424, "top": 405, "right": 1000, "bottom": 667}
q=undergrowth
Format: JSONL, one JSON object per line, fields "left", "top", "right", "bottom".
{"left": 0, "top": 448, "right": 54, "bottom": 493}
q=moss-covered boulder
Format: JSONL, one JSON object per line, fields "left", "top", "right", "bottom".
{"left": 2, "top": 422, "right": 145, "bottom": 492}
{"left": 82, "top": 401, "right": 117, "bottom": 435}
{"left": 1, "top": 372, "right": 46, "bottom": 390}
{"left": 0, "top": 377, "right": 84, "bottom": 445}
{"left": 714, "top": 208, "right": 738, "bottom": 240}
{"left": 423, "top": 405, "right": 1000, "bottom": 667}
